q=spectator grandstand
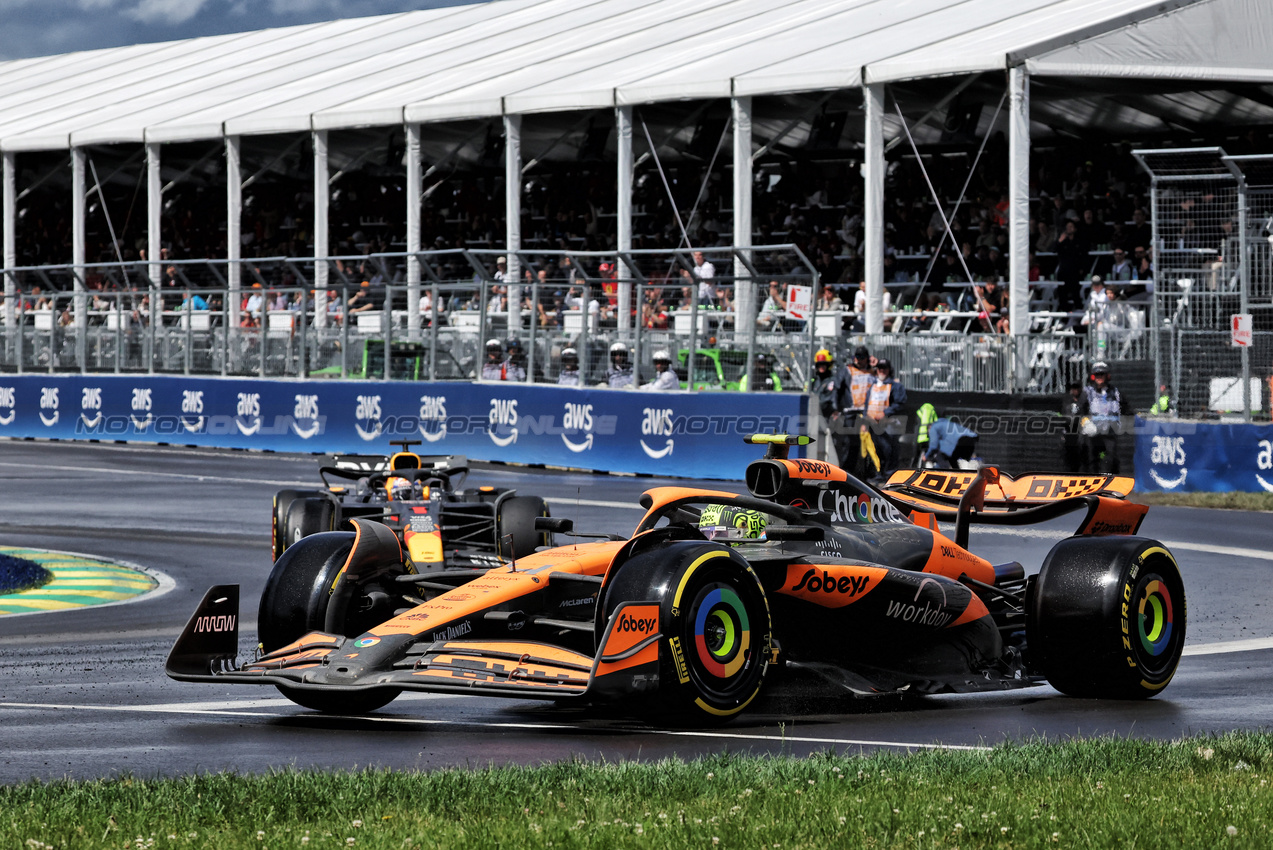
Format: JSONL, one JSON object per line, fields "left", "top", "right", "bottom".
{"left": 0, "top": 0, "right": 1270, "bottom": 425}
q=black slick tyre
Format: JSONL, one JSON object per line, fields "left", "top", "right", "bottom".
{"left": 603, "top": 540, "right": 771, "bottom": 724}
{"left": 272, "top": 489, "right": 322, "bottom": 561}
{"left": 1027, "top": 536, "right": 1186, "bottom": 699}
{"left": 496, "top": 495, "right": 551, "bottom": 559}
{"left": 285, "top": 496, "right": 336, "bottom": 551}
{"left": 257, "top": 531, "right": 400, "bottom": 713}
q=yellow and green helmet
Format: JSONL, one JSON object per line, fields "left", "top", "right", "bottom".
{"left": 699, "top": 503, "right": 768, "bottom": 540}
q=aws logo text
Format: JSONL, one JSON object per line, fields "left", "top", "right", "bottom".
{"left": 488, "top": 398, "right": 519, "bottom": 447}
{"left": 39, "top": 387, "right": 59, "bottom": 426}
{"left": 419, "top": 394, "right": 447, "bottom": 443}
{"left": 131, "top": 387, "right": 153, "bottom": 429}
{"left": 0, "top": 386, "right": 13, "bottom": 425}
{"left": 1149, "top": 435, "right": 1188, "bottom": 490}
{"left": 562, "top": 401, "right": 594, "bottom": 453}
{"left": 291, "top": 394, "right": 322, "bottom": 439}
{"left": 355, "top": 394, "right": 382, "bottom": 441}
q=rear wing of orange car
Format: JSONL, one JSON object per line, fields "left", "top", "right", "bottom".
{"left": 882, "top": 467, "right": 1146, "bottom": 547}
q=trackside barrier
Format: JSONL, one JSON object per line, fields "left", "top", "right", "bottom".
{"left": 1135, "top": 417, "right": 1273, "bottom": 493}
{"left": 0, "top": 375, "right": 806, "bottom": 479}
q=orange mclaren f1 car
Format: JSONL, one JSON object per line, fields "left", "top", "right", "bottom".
{"left": 168, "top": 435, "right": 1186, "bottom": 724}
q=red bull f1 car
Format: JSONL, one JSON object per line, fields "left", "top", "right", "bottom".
{"left": 171, "top": 435, "right": 1186, "bottom": 724}
{"left": 273, "top": 441, "right": 551, "bottom": 569}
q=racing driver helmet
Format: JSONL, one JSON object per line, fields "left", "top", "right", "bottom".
{"left": 698, "top": 503, "right": 768, "bottom": 542}
{"left": 385, "top": 475, "right": 414, "bottom": 501}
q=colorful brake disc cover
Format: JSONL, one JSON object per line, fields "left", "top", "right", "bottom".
{"left": 693, "top": 584, "right": 751, "bottom": 678}
{"left": 1136, "top": 576, "right": 1174, "bottom": 657}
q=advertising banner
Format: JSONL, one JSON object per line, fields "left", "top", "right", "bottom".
{"left": 1135, "top": 416, "right": 1273, "bottom": 493}
{"left": 0, "top": 376, "right": 807, "bottom": 479}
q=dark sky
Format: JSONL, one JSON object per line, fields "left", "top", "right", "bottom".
{"left": 0, "top": 0, "right": 484, "bottom": 60}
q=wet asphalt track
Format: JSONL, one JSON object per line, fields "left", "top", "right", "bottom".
{"left": 0, "top": 439, "right": 1270, "bottom": 783}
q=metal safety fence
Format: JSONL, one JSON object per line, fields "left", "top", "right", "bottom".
{"left": 1134, "top": 148, "right": 1273, "bottom": 422}
{"left": 0, "top": 245, "right": 1136, "bottom": 398}
{"left": 1153, "top": 329, "right": 1273, "bottom": 422}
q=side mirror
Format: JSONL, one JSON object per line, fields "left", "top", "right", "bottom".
{"left": 535, "top": 516, "right": 573, "bottom": 534}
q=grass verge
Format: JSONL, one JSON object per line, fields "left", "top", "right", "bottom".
{"left": 1130, "top": 491, "right": 1273, "bottom": 512}
{"left": 5, "top": 732, "right": 1273, "bottom": 849}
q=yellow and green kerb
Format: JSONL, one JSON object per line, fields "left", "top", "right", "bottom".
{"left": 0, "top": 547, "right": 157, "bottom": 615}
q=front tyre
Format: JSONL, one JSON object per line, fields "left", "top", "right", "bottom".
{"left": 272, "top": 489, "right": 323, "bottom": 561}
{"left": 285, "top": 496, "right": 336, "bottom": 550}
{"left": 257, "top": 531, "right": 401, "bottom": 713}
{"left": 275, "top": 685, "right": 401, "bottom": 715}
{"left": 496, "top": 495, "right": 551, "bottom": 559}
{"left": 604, "top": 541, "right": 771, "bottom": 724}
{"left": 1028, "top": 536, "right": 1186, "bottom": 699}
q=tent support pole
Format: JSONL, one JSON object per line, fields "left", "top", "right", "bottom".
{"left": 3, "top": 152, "right": 15, "bottom": 337}
{"left": 504, "top": 113, "right": 523, "bottom": 360}
{"left": 864, "top": 83, "right": 885, "bottom": 336}
{"left": 226, "top": 136, "right": 242, "bottom": 354}
{"left": 406, "top": 122, "right": 421, "bottom": 337}
{"left": 72, "top": 147, "right": 87, "bottom": 341}
{"left": 1008, "top": 66, "right": 1031, "bottom": 386}
{"left": 733, "top": 95, "right": 754, "bottom": 327}
{"left": 616, "top": 104, "right": 633, "bottom": 333}
{"left": 146, "top": 142, "right": 162, "bottom": 289}
{"left": 313, "top": 130, "right": 329, "bottom": 331}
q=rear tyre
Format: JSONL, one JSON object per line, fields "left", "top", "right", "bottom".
{"left": 496, "top": 496, "right": 551, "bottom": 560}
{"left": 285, "top": 496, "right": 336, "bottom": 551}
{"left": 257, "top": 531, "right": 401, "bottom": 713}
{"left": 603, "top": 541, "right": 771, "bottom": 724}
{"left": 1028, "top": 536, "right": 1186, "bottom": 699}
{"left": 272, "top": 489, "right": 323, "bottom": 561}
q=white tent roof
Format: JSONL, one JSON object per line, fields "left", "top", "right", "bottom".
{"left": 1027, "top": 0, "right": 1273, "bottom": 82}
{"left": 0, "top": 0, "right": 1268, "bottom": 152}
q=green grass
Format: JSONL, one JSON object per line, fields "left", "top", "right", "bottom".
{"left": 6, "top": 733, "right": 1273, "bottom": 849}
{"left": 1130, "top": 491, "right": 1273, "bottom": 512}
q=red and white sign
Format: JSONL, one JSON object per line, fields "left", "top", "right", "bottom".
{"left": 786, "top": 285, "right": 813, "bottom": 321}
{"left": 1232, "top": 313, "right": 1253, "bottom": 347}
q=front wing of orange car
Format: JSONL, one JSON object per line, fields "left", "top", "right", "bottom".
{"left": 165, "top": 585, "right": 661, "bottom": 703}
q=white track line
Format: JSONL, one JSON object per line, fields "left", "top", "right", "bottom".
{"left": 0, "top": 700, "right": 987, "bottom": 751}
{"left": 0, "top": 460, "right": 313, "bottom": 488}
{"left": 0, "top": 459, "right": 651, "bottom": 508}
{"left": 1183, "top": 637, "right": 1273, "bottom": 656}
{"left": 974, "top": 526, "right": 1273, "bottom": 563}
